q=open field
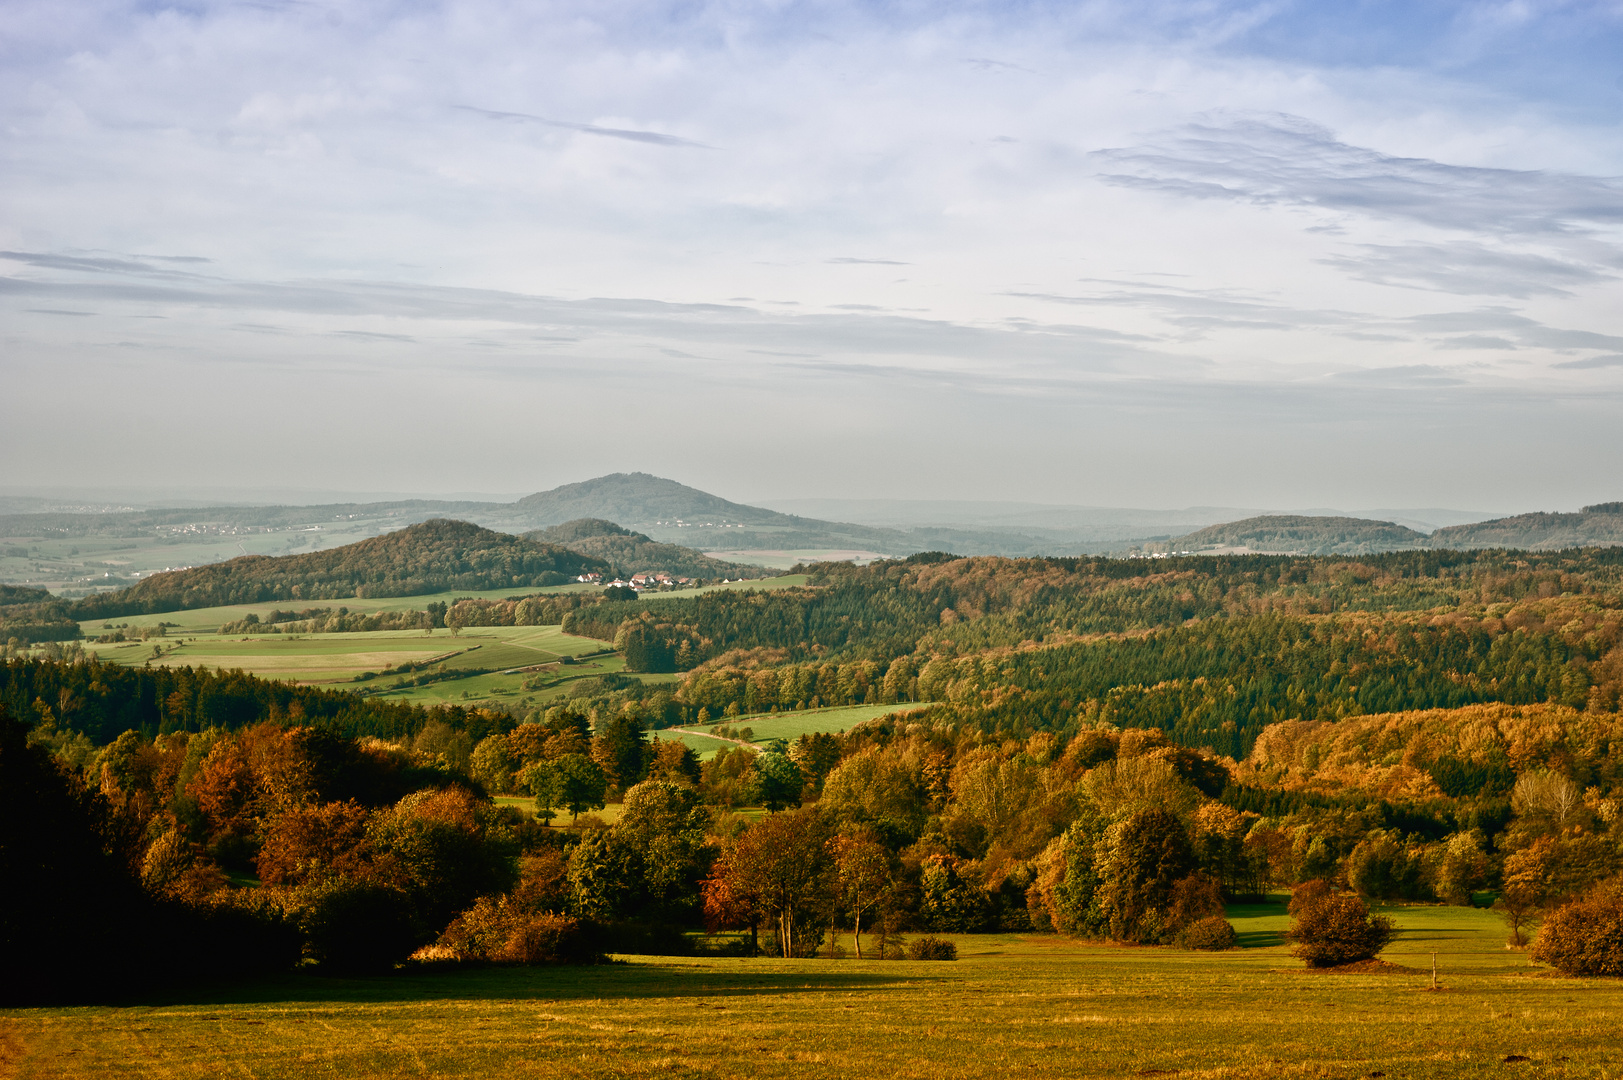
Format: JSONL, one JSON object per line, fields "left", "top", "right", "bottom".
{"left": 705, "top": 549, "right": 884, "bottom": 569}
{"left": 688, "top": 702, "right": 934, "bottom": 743}
{"left": 5, "top": 904, "right": 1615, "bottom": 1080}
{"left": 73, "top": 577, "right": 807, "bottom": 637}
{"left": 56, "top": 579, "right": 805, "bottom": 708}
{"left": 76, "top": 584, "right": 600, "bottom": 636}
{"left": 651, "top": 729, "right": 741, "bottom": 758}
{"left": 80, "top": 624, "right": 632, "bottom": 710}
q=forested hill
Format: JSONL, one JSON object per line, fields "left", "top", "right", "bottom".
{"left": 515, "top": 473, "right": 811, "bottom": 528}
{"left": 1429, "top": 502, "right": 1623, "bottom": 550}
{"left": 0, "top": 585, "right": 53, "bottom": 605}
{"left": 69, "top": 519, "right": 608, "bottom": 620}
{"left": 1172, "top": 515, "right": 1429, "bottom": 555}
{"left": 527, "top": 518, "right": 773, "bottom": 579}
{"left": 553, "top": 546, "right": 1623, "bottom": 757}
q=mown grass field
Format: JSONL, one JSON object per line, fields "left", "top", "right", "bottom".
{"left": 4, "top": 904, "right": 1614, "bottom": 1080}
{"left": 63, "top": 578, "right": 805, "bottom": 709}
{"left": 702, "top": 702, "right": 933, "bottom": 743}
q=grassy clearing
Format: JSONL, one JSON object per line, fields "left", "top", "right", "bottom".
{"left": 5, "top": 905, "right": 1613, "bottom": 1079}
{"left": 74, "top": 585, "right": 603, "bottom": 636}
{"left": 651, "top": 730, "right": 741, "bottom": 759}
{"left": 693, "top": 702, "right": 933, "bottom": 743}
{"left": 81, "top": 624, "right": 623, "bottom": 701}
{"left": 490, "top": 797, "right": 627, "bottom": 826}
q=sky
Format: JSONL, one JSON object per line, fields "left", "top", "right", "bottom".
{"left": 3, "top": 0, "right": 1622, "bottom": 512}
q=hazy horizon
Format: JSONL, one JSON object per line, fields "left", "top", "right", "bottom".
{"left": 5, "top": 2, "right": 1622, "bottom": 509}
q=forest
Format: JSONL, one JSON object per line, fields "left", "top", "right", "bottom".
{"left": 8, "top": 540, "right": 1623, "bottom": 1003}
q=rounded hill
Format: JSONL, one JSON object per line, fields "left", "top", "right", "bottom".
{"left": 71, "top": 519, "right": 608, "bottom": 620}
{"left": 1172, "top": 515, "right": 1428, "bottom": 555}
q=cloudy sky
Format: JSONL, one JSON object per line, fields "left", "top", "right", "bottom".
{"left": 4, "top": 0, "right": 1622, "bottom": 511}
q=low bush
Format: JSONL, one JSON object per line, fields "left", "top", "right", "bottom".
{"left": 1286, "top": 882, "right": 1395, "bottom": 967}
{"left": 438, "top": 897, "right": 601, "bottom": 964}
{"left": 1178, "top": 914, "right": 1237, "bottom": 951}
{"left": 906, "top": 936, "right": 958, "bottom": 961}
{"left": 1531, "top": 878, "right": 1623, "bottom": 976}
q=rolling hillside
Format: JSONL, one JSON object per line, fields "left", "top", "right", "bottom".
{"left": 1428, "top": 502, "right": 1623, "bottom": 550}
{"left": 527, "top": 518, "right": 774, "bottom": 579}
{"left": 1171, "top": 515, "right": 1429, "bottom": 555}
{"left": 69, "top": 519, "right": 609, "bottom": 620}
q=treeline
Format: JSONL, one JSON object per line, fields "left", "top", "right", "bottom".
{"left": 0, "top": 657, "right": 512, "bottom": 744}
{"left": 562, "top": 547, "right": 1623, "bottom": 675}
{"left": 564, "top": 601, "right": 1618, "bottom": 759}
{"left": 14, "top": 650, "right": 1623, "bottom": 993}
{"left": 216, "top": 592, "right": 615, "bottom": 636}
{"left": 70, "top": 519, "right": 609, "bottom": 620}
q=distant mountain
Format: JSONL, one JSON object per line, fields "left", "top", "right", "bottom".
{"left": 514, "top": 473, "right": 802, "bottom": 529}
{"left": 508, "top": 474, "right": 1142, "bottom": 557}
{"left": 526, "top": 518, "right": 773, "bottom": 580}
{"left": 70, "top": 519, "right": 609, "bottom": 620}
{"left": 1428, "top": 502, "right": 1623, "bottom": 551}
{"left": 762, "top": 498, "right": 1270, "bottom": 542}
{"left": 511, "top": 473, "right": 914, "bottom": 551}
{"left": 1172, "top": 516, "right": 1429, "bottom": 555}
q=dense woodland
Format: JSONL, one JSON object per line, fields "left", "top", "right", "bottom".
{"left": 0, "top": 584, "right": 80, "bottom": 644}
{"left": 9, "top": 541, "right": 1623, "bottom": 999}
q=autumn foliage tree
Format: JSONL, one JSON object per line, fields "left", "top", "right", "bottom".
{"left": 1286, "top": 881, "right": 1396, "bottom": 967}
{"left": 710, "top": 808, "right": 832, "bottom": 957}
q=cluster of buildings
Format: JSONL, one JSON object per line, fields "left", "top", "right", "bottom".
{"left": 574, "top": 571, "right": 695, "bottom": 590}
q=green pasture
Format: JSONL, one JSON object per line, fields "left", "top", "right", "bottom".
{"left": 82, "top": 624, "right": 619, "bottom": 697}
{"left": 7, "top": 904, "right": 1613, "bottom": 1079}
{"left": 651, "top": 729, "right": 742, "bottom": 759}
{"left": 694, "top": 701, "right": 933, "bottom": 743}
{"left": 74, "top": 585, "right": 602, "bottom": 636}
{"left": 71, "top": 576, "right": 801, "bottom": 638}
{"left": 491, "top": 797, "right": 627, "bottom": 827}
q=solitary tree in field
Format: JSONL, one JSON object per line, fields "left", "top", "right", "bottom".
{"left": 1496, "top": 881, "right": 1542, "bottom": 948}
{"left": 833, "top": 833, "right": 892, "bottom": 959}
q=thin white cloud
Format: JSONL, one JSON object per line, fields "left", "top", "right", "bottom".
{"left": 453, "top": 105, "right": 712, "bottom": 148}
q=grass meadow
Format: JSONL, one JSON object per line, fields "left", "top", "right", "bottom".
{"left": 700, "top": 703, "right": 935, "bottom": 743}
{"left": 4, "top": 904, "right": 1615, "bottom": 1080}
{"left": 69, "top": 579, "right": 806, "bottom": 708}
{"left": 653, "top": 704, "right": 934, "bottom": 760}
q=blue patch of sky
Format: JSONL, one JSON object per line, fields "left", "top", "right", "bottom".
{"left": 1213, "top": 0, "right": 1623, "bottom": 120}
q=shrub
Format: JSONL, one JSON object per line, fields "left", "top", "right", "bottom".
{"left": 1178, "top": 915, "right": 1237, "bottom": 951}
{"left": 905, "top": 936, "right": 958, "bottom": 961}
{"left": 438, "top": 897, "right": 600, "bottom": 964}
{"left": 1531, "top": 878, "right": 1623, "bottom": 976}
{"left": 1166, "top": 872, "right": 1225, "bottom": 935}
{"left": 1286, "top": 885, "right": 1395, "bottom": 967}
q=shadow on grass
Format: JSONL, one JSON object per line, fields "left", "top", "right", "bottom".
{"left": 128, "top": 959, "right": 927, "bottom": 1009}
{"left": 1234, "top": 930, "right": 1286, "bottom": 949}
